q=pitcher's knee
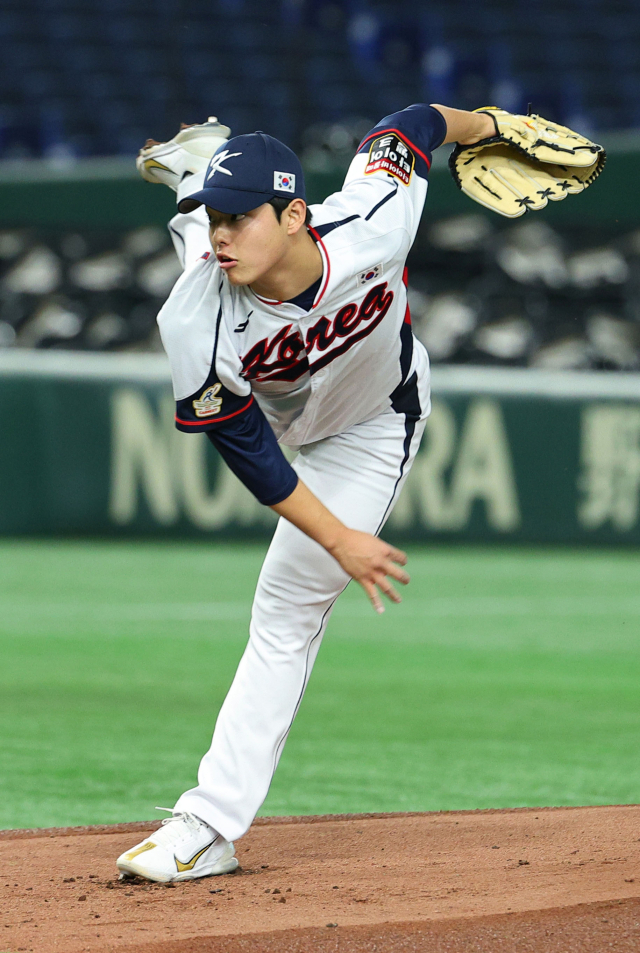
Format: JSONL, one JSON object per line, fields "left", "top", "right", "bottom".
{"left": 249, "top": 605, "right": 332, "bottom": 655}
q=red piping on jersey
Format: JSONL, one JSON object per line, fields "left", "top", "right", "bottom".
{"left": 358, "top": 129, "right": 432, "bottom": 170}
{"left": 402, "top": 267, "right": 411, "bottom": 323}
{"left": 175, "top": 395, "right": 254, "bottom": 426}
{"left": 306, "top": 226, "right": 331, "bottom": 309}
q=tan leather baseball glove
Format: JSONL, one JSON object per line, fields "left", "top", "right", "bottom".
{"left": 449, "top": 107, "right": 606, "bottom": 218}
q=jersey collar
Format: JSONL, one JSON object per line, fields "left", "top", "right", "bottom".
{"left": 248, "top": 227, "right": 330, "bottom": 311}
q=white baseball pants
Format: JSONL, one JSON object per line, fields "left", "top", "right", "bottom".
{"left": 174, "top": 347, "right": 430, "bottom": 842}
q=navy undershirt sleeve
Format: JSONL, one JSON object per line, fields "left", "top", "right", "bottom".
{"left": 206, "top": 398, "right": 299, "bottom": 506}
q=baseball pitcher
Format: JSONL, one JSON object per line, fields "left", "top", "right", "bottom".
{"left": 116, "top": 104, "right": 603, "bottom": 881}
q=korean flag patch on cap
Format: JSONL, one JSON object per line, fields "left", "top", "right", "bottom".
{"left": 274, "top": 171, "right": 296, "bottom": 193}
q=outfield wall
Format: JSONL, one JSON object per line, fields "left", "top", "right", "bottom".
{"left": 3, "top": 351, "right": 640, "bottom": 544}
{"left": 1, "top": 135, "right": 638, "bottom": 229}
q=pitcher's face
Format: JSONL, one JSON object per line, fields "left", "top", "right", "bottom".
{"left": 207, "top": 203, "right": 295, "bottom": 287}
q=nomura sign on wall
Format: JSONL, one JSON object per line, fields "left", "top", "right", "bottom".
{"left": 2, "top": 353, "right": 640, "bottom": 543}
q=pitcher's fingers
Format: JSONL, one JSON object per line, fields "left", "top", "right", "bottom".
{"left": 384, "top": 560, "right": 410, "bottom": 585}
{"left": 374, "top": 573, "right": 402, "bottom": 604}
{"left": 387, "top": 545, "right": 408, "bottom": 566}
{"left": 363, "top": 579, "right": 384, "bottom": 614}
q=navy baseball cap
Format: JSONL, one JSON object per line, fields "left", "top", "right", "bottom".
{"left": 178, "top": 132, "right": 305, "bottom": 215}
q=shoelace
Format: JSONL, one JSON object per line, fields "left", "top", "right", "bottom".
{"left": 152, "top": 807, "right": 205, "bottom": 846}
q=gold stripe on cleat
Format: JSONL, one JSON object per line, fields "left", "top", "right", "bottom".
{"left": 123, "top": 841, "right": 157, "bottom": 861}
{"left": 175, "top": 841, "right": 214, "bottom": 872}
{"left": 143, "top": 158, "right": 173, "bottom": 173}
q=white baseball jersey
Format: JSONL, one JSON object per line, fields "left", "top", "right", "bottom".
{"left": 158, "top": 104, "right": 446, "bottom": 449}
{"left": 149, "top": 104, "right": 448, "bottom": 844}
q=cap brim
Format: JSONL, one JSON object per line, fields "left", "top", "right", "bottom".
{"left": 177, "top": 187, "right": 275, "bottom": 215}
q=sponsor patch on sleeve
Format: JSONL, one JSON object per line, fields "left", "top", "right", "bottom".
{"left": 365, "top": 134, "right": 415, "bottom": 185}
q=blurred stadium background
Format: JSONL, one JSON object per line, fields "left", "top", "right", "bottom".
{"left": 1, "top": 0, "right": 640, "bottom": 366}
{"left": 2, "top": 0, "right": 640, "bottom": 830}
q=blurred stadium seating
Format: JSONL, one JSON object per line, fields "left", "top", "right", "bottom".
{"left": 2, "top": 0, "right": 639, "bottom": 159}
{"left": 407, "top": 217, "right": 640, "bottom": 370}
{"left": 2, "top": 215, "right": 640, "bottom": 369}
{"left": 0, "top": 224, "right": 176, "bottom": 351}
{"left": 1, "top": 0, "right": 639, "bottom": 368}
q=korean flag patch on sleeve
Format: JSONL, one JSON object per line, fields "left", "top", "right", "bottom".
{"left": 365, "top": 134, "right": 415, "bottom": 185}
{"left": 274, "top": 171, "right": 296, "bottom": 193}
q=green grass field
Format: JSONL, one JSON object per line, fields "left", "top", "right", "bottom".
{"left": 1, "top": 539, "right": 640, "bottom": 831}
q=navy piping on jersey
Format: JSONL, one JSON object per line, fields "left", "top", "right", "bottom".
{"left": 311, "top": 214, "right": 360, "bottom": 239}
{"left": 376, "top": 370, "right": 422, "bottom": 532}
{"left": 364, "top": 183, "right": 398, "bottom": 221}
{"left": 169, "top": 224, "right": 186, "bottom": 261}
{"left": 207, "top": 284, "right": 224, "bottom": 371}
{"left": 398, "top": 320, "right": 413, "bottom": 384}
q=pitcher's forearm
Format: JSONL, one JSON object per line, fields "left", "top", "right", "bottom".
{"left": 271, "top": 478, "right": 409, "bottom": 614}
{"left": 271, "top": 479, "right": 346, "bottom": 554}
{"left": 430, "top": 105, "right": 496, "bottom": 145}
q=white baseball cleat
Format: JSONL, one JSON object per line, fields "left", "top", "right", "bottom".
{"left": 136, "top": 117, "right": 231, "bottom": 191}
{"left": 116, "top": 809, "right": 239, "bottom": 882}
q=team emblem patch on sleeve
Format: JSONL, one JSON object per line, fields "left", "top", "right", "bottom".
{"left": 193, "top": 383, "right": 223, "bottom": 417}
{"left": 365, "top": 134, "right": 415, "bottom": 185}
{"left": 274, "top": 171, "right": 296, "bottom": 193}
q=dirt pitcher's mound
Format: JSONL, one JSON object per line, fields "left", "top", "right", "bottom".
{"left": 1, "top": 805, "right": 640, "bottom": 953}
